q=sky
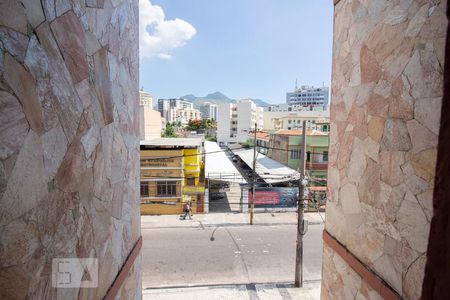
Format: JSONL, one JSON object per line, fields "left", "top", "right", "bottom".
{"left": 139, "top": 0, "right": 334, "bottom": 104}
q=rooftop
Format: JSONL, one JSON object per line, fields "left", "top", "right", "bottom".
{"left": 232, "top": 148, "right": 300, "bottom": 184}
{"left": 140, "top": 138, "right": 203, "bottom": 148}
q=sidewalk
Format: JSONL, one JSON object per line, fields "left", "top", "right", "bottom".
{"left": 143, "top": 281, "right": 321, "bottom": 300}
{"left": 141, "top": 211, "right": 325, "bottom": 229}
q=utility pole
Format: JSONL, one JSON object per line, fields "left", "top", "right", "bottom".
{"left": 250, "top": 122, "right": 257, "bottom": 225}
{"left": 295, "top": 120, "right": 307, "bottom": 287}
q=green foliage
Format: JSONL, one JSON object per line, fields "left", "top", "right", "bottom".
{"left": 162, "top": 123, "right": 177, "bottom": 137}
{"left": 185, "top": 119, "right": 217, "bottom": 131}
{"left": 207, "top": 136, "right": 217, "bottom": 142}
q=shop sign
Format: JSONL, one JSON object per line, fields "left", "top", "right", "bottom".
{"left": 183, "top": 186, "right": 205, "bottom": 194}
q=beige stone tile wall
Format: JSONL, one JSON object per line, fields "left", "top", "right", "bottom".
{"left": 323, "top": 0, "right": 447, "bottom": 299}
{"left": 0, "top": 0, "right": 140, "bottom": 299}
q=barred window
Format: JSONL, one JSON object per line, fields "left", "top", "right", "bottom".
{"left": 156, "top": 181, "right": 177, "bottom": 196}
{"left": 140, "top": 182, "right": 149, "bottom": 197}
{"left": 290, "top": 150, "right": 300, "bottom": 160}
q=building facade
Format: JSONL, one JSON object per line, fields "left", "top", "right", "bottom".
{"left": 140, "top": 139, "right": 205, "bottom": 215}
{"left": 266, "top": 130, "right": 329, "bottom": 182}
{"left": 158, "top": 98, "right": 194, "bottom": 120}
{"left": 167, "top": 107, "right": 202, "bottom": 124}
{"left": 139, "top": 90, "right": 153, "bottom": 106}
{"left": 200, "top": 102, "right": 218, "bottom": 121}
{"left": 140, "top": 91, "right": 162, "bottom": 140}
{"left": 263, "top": 109, "right": 330, "bottom": 131}
{"left": 139, "top": 106, "right": 162, "bottom": 140}
{"left": 286, "top": 85, "right": 329, "bottom": 109}
{"left": 217, "top": 99, "right": 264, "bottom": 144}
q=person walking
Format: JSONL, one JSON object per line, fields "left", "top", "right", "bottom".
{"left": 183, "top": 201, "right": 192, "bottom": 220}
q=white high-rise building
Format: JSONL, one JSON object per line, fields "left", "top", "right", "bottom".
{"left": 286, "top": 85, "right": 329, "bottom": 109}
{"left": 199, "top": 102, "right": 218, "bottom": 121}
{"left": 157, "top": 98, "right": 201, "bottom": 124}
{"left": 217, "top": 99, "right": 263, "bottom": 144}
{"left": 262, "top": 109, "right": 330, "bottom": 132}
{"left": 139, "top": 91, "right": 153, "bottom": 106}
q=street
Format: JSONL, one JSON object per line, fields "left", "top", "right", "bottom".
{"left": 141, "top": 213, "right": 324, "bottom": 289}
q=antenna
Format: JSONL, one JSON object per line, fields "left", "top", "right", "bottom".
{"left": 295, "top": 78, "right": 298, "bottom": 91}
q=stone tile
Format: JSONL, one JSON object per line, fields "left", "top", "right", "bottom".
{"left": 406, "top": 119, "right": 438, "bottom": 153}
{"left": 3, "top": 53, "right": 44, "bottom": 135}
{"left": 360, "top": 43, "right": 381, "bottom": 84}
{"left": 367, "top": 116, "right": 385, "bottom": 142}
{"left": 414, "top": 97, "right": 442, "bottom": 135}
{"left": 408, "top": 149, "right": 437, "bottom": 182}
{"left": 0, "top": 1, "right": 28, "bottom": 34}
{"left": 0, "top": 27, "right": 29, "bottom": 63}
{"left": 340, "top": 183, "right": 361, "bottom": 215}
{"left": 358, "top": 158, "right": 382, "bottom": 209}
{"left": 367, "top": 94, "right": 389, "bottom": 117}
{"left": 381, "top": 119, "right": 411, "bottom": 151}
{"left": 0, "top": 131, "right": 47, "bottom": 227}
{"left": 347, "top": 138, "right": 367, "bottom": 184}
{"left": 51, "top": 11, "right": 89, "bottom": 84}
{"left": 41, "top": 0, "right": 57, "bottom": 21}
{"left": 20, "top": 0, "right": 46, "bottom": 28}
{"left": 36, "top": 22, "right": 84, "bottom": 143}
{"left": 0, "top": 91, "right": 29, "bottom": 160}
{"left": 380, "top": 151, "right": 405, "bottom": 186}
{"left": 42, "top": 124, "right": 68, "bottom": 178}
{"left": 24, "top": 35, "right": 49, "bottom": 80}
{"left": 94, "top": 48, "right": 114, "bottom": 125}
{"left": 396, "top": 191, "right": 429, "bottom": 253}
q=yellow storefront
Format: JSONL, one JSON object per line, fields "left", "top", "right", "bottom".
{"left": 140, "top": 138, "right": 205, "bottom": 215}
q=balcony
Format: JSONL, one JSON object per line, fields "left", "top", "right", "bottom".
{"left": 305, "top": 162, "right": 328, "bottom": 171}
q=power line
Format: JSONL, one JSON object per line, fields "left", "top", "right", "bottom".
{"left": 141, "top": 145, "right": 328, "bottom": 160}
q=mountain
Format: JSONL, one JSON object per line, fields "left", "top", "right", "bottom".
{"left": 203, "top": 91, "right": 230, "bottom": 100}
{"left": 179, "top": 91, "right": 271, "bottom": 108}
{"left": 180, "top": 94, "right": 196, "bottom": 101}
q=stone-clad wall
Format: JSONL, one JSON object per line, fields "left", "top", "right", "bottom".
{"left": 323, "top": 0, "right": 447, "bottom": 299}
{"left": 0, "top": 1, "right": 140, "bottom": 299}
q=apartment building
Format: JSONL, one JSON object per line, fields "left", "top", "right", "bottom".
{"left": 263, "top": 109, "right": 330, "bottom": 132}
{"left": 139, "top": 90, "right": 153, "bottom": 106}
{"left": 139, "top": 91, "right": 162, "bottom": 140}
{"left": 140, "top": 138, "right": 205, "bottom": 215}
{"left": 266, "top": 129, "right": 329, "bottom": 183}
{"left": 286, "top": 85, "right": 329, "bottom": 109}
{"left": 199, "top": 102, "right": 218, "bottom": 121}
{"left": 167, "top": 107, "right": 202, "bottom": 124}
{"left": 217, "top": 99, "right": 264, "bottom": 144}
{"left": 157, "top": 98, "right": 202, "bottom": 124}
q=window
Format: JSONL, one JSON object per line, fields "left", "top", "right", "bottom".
{"left": 156, "top": 181, "right": 177, "bottom": 196}
{"left": 323, "top": 151, "right": 329, "bottom": 162}
{"left": 290, "top": 150, "right": 299, "bottom": 160}
{"left": 140, "top": 181, "right": 149, "bottom": 197}
{"left": 186, "top": 178, "right": 195, "bottom": 186}
{"left": 306, "top": 151, "right": 311, "bottom": 162}
{"left": 288, "top": 120, "right": 292, "bottom": 124}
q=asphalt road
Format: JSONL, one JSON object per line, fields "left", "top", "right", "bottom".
{"left": 141, "top": 222, "right": 323, "bottom": 289}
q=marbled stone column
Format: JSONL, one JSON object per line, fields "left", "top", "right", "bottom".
{"left": 0, "top": 0, "right": 141, "bottom": 299}
{"left": 322, "top": 0, "right": 447, "bottom": 299}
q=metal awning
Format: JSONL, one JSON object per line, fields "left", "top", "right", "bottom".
{"left": 204, "top": 141, "right": 245, "bottom": 183}
{"left": 232, "top": 149, "right": 300, "bottom": 184}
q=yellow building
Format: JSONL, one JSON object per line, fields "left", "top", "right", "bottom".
{"left": 140, "top": 138, "right": 205, "bottom": 215}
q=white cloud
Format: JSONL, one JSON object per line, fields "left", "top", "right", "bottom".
{"left": 139, "top": 0, "right": 197, "bottom": 59}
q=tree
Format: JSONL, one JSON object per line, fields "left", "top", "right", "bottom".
{"left": 163, "top": 123, "right": 177, "bottom": 137}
